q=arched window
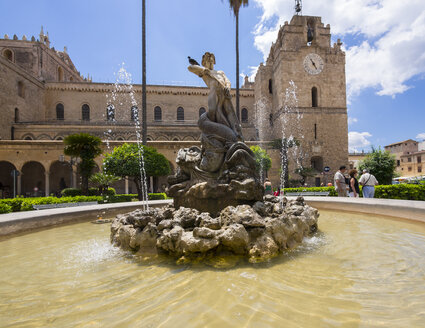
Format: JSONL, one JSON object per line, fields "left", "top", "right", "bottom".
{"left": 177, "top": 107, "right": 184, "bottom": 121}
{"left": 82, "top": 104, "right": 90, "bottom": 121}
{"left": 57, "top": 67, "right": 64, "bottom": 81}
{"left": 56, "top": 103, "right": 64, "bottom": 120}
{"left": 106, "top": 104, "right": 115, "bottom": 121}
{"left": 14, "top": 108, "right": 19, "bottom": 123}
{"left": 70, "top": 76, "right": 74, "bottom": 82}
{"left": 268, "top": 79, "right": 273, "bottom": 94}
{"left": 241, "top": 108, "right": 248, "bottom": 123}
{"left": 24, "top": 136, "right": 33, "bottom": 140}
{"left": 17, "top": 81, "right": 25, "bottom": 98}
{"left": 131, "top": 106, "right": 138, "bottom": 121}
{"left": 3, "top": 49, "right": 13, "bottom": 61}
{"left": 199, "top": 107, "right": 206, "bottom": 117}
{"left": 154, "top": 106, "right": 162, "bottom": 121}
{"left": 312, "top": 87, "right": 318, "bottom": 107}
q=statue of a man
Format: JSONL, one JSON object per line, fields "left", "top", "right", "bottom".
{"left": 188, "top": 52, "right": 244, "bottom": 172}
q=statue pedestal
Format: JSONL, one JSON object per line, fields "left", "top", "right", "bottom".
{"left": 169, "top": 179, "right": 263, "bottom": 216}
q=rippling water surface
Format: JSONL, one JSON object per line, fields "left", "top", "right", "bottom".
{"left": 1, "top": 210, "right": 425, "bottom": 327}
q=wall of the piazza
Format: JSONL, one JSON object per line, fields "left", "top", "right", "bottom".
{"left": 0, "top": 56, "right": 45, "bottom": 140}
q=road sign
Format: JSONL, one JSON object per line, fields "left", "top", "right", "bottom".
{"left": 324, "top": 166, "right": 330, "bottom": 172}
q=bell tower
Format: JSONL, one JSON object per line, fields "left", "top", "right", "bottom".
{"left": 254, "top": 14, "right": 348, "bottom": 186}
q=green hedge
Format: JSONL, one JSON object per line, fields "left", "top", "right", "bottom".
{"left": 19, "top": 196, "right": 103, "bottom": 211}
{"left": 0, "top": 198, "right": 25, "bottom": 212}
{"left": 0, "top": 192, "right": 170, "bottom": 213}
{"left": 375, "top": 184, "right": 425, "bottom": 200}
{"left": 283, "top": 186, "right": 338, "bottom": 197}
{"left": 0, "top": 203, "right": 12, "bottom": 214}
{"left": 148, "top": 193, "right": 168, "bottom": 200}
{"left": 62, "top": 187, "right": 116, "bottom": 197}
{"left": 283, "top": 184, "right": 425, "bottom": 200}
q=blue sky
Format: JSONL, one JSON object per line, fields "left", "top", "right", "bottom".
{"left": 1, "top": 0, "right": 424, "bottom": 151}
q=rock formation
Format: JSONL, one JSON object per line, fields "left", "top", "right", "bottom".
{"left": 110, "top": 196, "right": 319, "bottom": 266}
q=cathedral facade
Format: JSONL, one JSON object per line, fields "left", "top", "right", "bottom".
{"left": 0, "top": 15, "right": 348, "bottom": 198}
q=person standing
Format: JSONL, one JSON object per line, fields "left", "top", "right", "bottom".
{"left": 334, "top": 166, "right": 348, "bottom": 197}
{"left": 264, "top": 178, "right": 273, "bottom": 195}
{"left": 359, "top": 169, "right": 379, "bottom": 198}
{"left": 348, "top": 169, "right": 360, "bottom": 198}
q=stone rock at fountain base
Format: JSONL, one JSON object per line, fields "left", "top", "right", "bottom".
{"left": 170, "top": 178, "right": 263, "bottom": 216}
{"left": 110, "top": 196, "right": 319, "bottom": 266}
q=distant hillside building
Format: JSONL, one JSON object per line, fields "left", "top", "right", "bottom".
{"left": 384, "top": 139, "right": 423, "bottom": 177}
{"left": 0, "top": 16, "right": 348, "bottom": 197}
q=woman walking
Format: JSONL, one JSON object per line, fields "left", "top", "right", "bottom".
{"left": 348, "top": 169, "right": 360, "bottom": 198}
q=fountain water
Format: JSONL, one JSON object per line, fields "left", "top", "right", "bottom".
{"left": 104, "top": 65, "right": 149, "bottom": 210}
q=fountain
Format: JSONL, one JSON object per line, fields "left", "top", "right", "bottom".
{"left": 110, "top": 53, "right": 319, "bottom": 264}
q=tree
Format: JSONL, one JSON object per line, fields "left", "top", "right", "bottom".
{"left": 359, "top": 147, "right": 396, "bottom": 185}
{"left": 89, "top": 172, "right": 121, "bottom": 195}
{"left": 142, "top": 0, "right": 147, "bottom": 145}
{"left": 224, "top": 0, "right": 249, "bottom": 120}
{"left": 103, "top": 143, "right": 170, "bottom": 200}
{"left": 250, "top": 145, "right": 271, "bottom": 180}
{"left": 63, "top": 133, "right": 102, "bottom": 195}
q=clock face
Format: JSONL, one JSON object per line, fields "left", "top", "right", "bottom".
{"left": 303, "top": 53, "right": 324, "bottom": 75}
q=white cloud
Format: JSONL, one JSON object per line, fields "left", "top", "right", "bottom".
{"left": 416, "top": 133, "right": 425, "bottom": 140}
{"left": 252, "top": 0, "right": 425, "bottom": 98}
{"left": 348, "top": 117, "right": 358, "bottom": 125}
{"left": 348, "top": 131, "right": 372, "bottom": 152}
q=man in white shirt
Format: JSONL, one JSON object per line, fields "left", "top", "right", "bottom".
{"left": 359, "top": 169, "right": 379, "bottom": 198}
{"left": 334, "top": 166, "right": 348, "bottom": 197}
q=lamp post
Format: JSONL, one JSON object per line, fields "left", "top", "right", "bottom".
{"left": 59, "top": 155, "right": 78, "bottom": 188}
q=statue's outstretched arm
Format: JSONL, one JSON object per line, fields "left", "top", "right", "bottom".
{"left": 188, "top": 65, "right": 206, "bottom": 77}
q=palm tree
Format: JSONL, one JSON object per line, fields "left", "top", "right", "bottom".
{"left": 142, "top": 0, "right": 147, "bottom": 145}
{"left": 63, "top": 133, "right": 102, "bottom": 195}
{"left": 225, "top": 0, "right": 249, "bottom": 120}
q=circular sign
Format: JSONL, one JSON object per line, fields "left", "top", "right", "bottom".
{"left": 324, "top": 166, "right": 330, "bottom": 172}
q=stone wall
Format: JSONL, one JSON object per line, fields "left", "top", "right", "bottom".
{"left": 0, "top": 56, "right": 45, "bottom": 140}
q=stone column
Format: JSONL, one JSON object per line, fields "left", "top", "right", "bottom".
{"left": 45, "top": 171, "right": 50, "bottom": 196}
{"left": 125, "top": 176, "right": 129, "bottom": 194}
{"left": 17, "top": 173, "right": 22, "bottom": 196}
{"left": 72, "top": 168, "right": 77, "bottom": 189}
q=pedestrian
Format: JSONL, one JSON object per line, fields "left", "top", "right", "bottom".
{"left": 348, "top": 169, "right": 360, "bottom": 198}
{"left": 334, "top": 165, "right": 348, "bottom": 197}
{"left": 264, "top": 178, "right": 273, "bottom": 195}
{"left": 359, "top": 169, "right": 379, "bottom": 198}
{"left": 274, "top": 187, "right": 281, "bottom": 197}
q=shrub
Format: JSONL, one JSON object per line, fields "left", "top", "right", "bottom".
{"left": 375, "top": 184, "right": 425, "bottom": 201}
{"left": 104, "top": 194, "right": 137, "bottom": 203}
{"left": 283, "top": 186, "right": 338, "bottom": 197}
{"left": 0, "top": 198, "right": 24, "bottom": 212}
{"left": 88, "top": 187, "right": 116, "bottom": 196}
{"left": 148, "top": 193, "right": 168, "bottom": 200}
{"left": 61, "top": 188, "right": 82, "bottom": 197}
{"left": 0, "top": 203, "right": 12, "bottom": 214}
{"left": 20, "top": 196, "right": 102, "bottom": 211}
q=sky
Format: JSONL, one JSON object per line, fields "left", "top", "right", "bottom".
{"left": 1, "top": 0, "right": 424, "bottom": 152}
